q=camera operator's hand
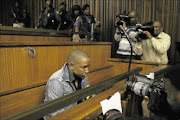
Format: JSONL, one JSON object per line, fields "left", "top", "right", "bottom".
{"left": 115, "top": 20, "right": 118, "bottom": 27}
{"left": 144, "top": 31, "right": 153, "bottom": 39}
{"left": 115, "top": 17, "right": 120, "bottom": 27}
{"left": 135, "top": 31, "right": 143, "bottom": 42}
{"left": 120, "top": 20, "right": 126, "bottom": 29}
{"left": 142, "top": 96, "right": 150, "bottom": 117}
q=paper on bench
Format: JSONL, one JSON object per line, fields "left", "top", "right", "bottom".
{"left": 146, "top": 72, "right": 154, "bottom": 79}
{"left": 100, "top": 92, "right": 122, "bottom": 115}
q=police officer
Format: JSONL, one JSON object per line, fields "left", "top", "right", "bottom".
{"left": 10, "top": 0, "right": 29, "bottom": 27}
{"left": 71, "top": 5, "right": 83, "bottom": 28}
{"left": 73, "top": 4, "right": 100, "bottom": 42}
{"left": 36, "top": 0, "right": 61, "bottom": 30}
{"left": 57, "top": 2, "right": 72, "bottom": 31}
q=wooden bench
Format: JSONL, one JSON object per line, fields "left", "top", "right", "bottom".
{"left": 49, "top": 64, "right": 171, "bottom": 120}
{"left": 0, "top": 28, "right": 114, "bottom": 119}
{"left": 0, "top": 64, "right": 114, "bottom": 119}
{"left": 1, "top": 59, "right": 170, "bottom": 120}
{"left": 2, "top": 67, "right": 142, "bottom": 120}
{"left": 0, "top": 27, "right": 171, "bottom": 119}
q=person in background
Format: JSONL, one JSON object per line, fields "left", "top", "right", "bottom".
{"left": 57, "top": 2, "right": 72, "bottom": 31}
{"left": 10, "top": 0, "right": 29, "bottom": 27}
{"left": 103, "top": 64, "right": 180, "bottom": 120}
{"left": 36, "top": 0, "right": 61, "bottom": 30}
{"left": 142, "top": 64, "right": 180, "bottom": 120}
{"left": 134, "top": 20, "right": 171, "bottom": 64}
{"left": 114, "top": 10, "right": 141, "bottom": 59}
{"left": 44, "top": 49, "right": 90, "bottom": 119}
{"left": 71, "top": 5, "right": 83, "bottom": 30}
{"left": 73, "top": 4, "right": 100, "bottom": 42}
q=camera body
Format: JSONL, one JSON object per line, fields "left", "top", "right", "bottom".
{"left": 136, "top": 21, "right": 155, "bottom": 40}
{"left": 116, "top": 14, "right": 133, "bottom": 26}
{"left": 127, "top": 75, "right": 164, "bottom": 97}
{"left": 136, "top": 25, "right": 155, "bottom": 40}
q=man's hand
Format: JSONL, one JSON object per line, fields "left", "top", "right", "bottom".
{"left": 144, "top": 31, "right": 153, "bottom": 39}
{"left": 121, "top": 20, "right": 126, "bottom": 29}
{"left": 142, "top": 96, "right": 150, "bottom": 117}
{"left": 76, "top": 35, "right": 82, "bottom": 42}
{"left": 115, "top": 20, "right": 119, "bottom": 27}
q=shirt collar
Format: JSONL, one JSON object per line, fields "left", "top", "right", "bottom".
{"left": 67, "top": 64, "right": 75, "bottom": 83}
{"left": 155, "top": 32, "right": 163, "bottom": 39}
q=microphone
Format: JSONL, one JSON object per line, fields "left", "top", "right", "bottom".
{"left": 119, "top": 25, "right": 132, "bottom": 73}
{"left": 119, "top": 25, "right": 129, "bottom": 39}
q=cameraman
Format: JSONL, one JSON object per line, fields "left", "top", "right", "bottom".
{"left": 103, "top": 64, "right": 180, "bottom": 120}
{"left": 134, "top": 20, "right": 171, "bottom": 64}
{"left": 114, "top": 10, "right": 141, "bottom": 59}
{"left": 141, "top": 64, "right": 180, "bottom": 120}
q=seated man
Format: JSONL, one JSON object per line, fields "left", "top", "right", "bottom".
{"left": 44, "top": 49, "right": 90, "bottom": 119}
{"left": 134, "top": 20, "right": 171, "bottom": 64}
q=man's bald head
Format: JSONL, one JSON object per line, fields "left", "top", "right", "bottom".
{"left": 128, "top": 10, "right": 138, "bottom": 24}
{"left": 67, "top": 49, "right": 90, "bottom": 64}
{"left": 129, "top": 10, "right": 138, "bottom": 18}
{"left": 153, "top": 20, "right": 164, "bottom": 35}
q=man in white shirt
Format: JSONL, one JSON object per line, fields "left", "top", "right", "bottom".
{"left": 134, "top": 20, "right": 171, "bottom": 64}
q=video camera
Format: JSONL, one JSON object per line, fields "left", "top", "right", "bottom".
{"left": 127, "top": 75, "right": 164, "bottom": 97}
{"left": 136, "top": 21, "right": 155, "bottom": 40}
{"left": 116, "top": 11, "right": 133, "bottom": 26}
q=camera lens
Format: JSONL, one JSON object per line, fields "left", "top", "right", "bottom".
{"left": 133, "top": 82, "right": 150, "bottom": 96}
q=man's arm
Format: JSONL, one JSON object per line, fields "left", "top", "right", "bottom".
{"left": 74, "top": 27, "right": 82, "bottom": 42}
{"left": 151, "top": 34, "right": 171, "bottom": 54}
{"left": 44, "top": 79, "right": 71, "bottom": 118}
{"left": 134, "top": 41, "right": 143, "bottom": 55}
{"left": 144, "top": 31, "right": 171, "bottom": 54}
{"left": 73, "top": 17, "right": 83, "bottom": 42}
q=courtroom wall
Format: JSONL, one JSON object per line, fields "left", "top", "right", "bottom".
{"left": 0, "top": 0, "right": 179, "bottom": 64}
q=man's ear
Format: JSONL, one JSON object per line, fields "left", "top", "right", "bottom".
{"left": 160, "top": 26, "right": 164, "bottom": 32}
{"left": 68, "top": 62, "right": 74, "bottom": 70}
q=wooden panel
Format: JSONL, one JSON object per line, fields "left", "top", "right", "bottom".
{"left": 0, "top": 44, "right": 111, "bottom": 95}
{"left": 0, "top": 86, "right": 45, "bottom": 119}
{"left": 88, "top": 65, "right": 114, "bottom": 85}
{"left": 0, "top": 65, "right": 114, "bottom": 119}
{"left": 108, "top": 58, "right": 158, "bottom": 76}
{"left": 0, "top": 35, "right": 71, "bottom": 46}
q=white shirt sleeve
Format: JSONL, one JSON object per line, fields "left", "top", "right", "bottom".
{"left": 151, "top": 34, "right": 171, "bottom": 54}
{"left": 134, "top": 41, "right": 143, "bottom": 55}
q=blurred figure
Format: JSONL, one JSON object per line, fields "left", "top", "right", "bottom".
{"left": 134, "top": 20, "right": 171, "bottom": 64}
{"left": 128, "top": 10, "right": 139, "bottom": 26}
{"left": 73, "top": 4, "right": 100, "bottom": 42}
{"left": 10, "top": 0, "right": 29, "bottom": 27}
{"left": 36, "top": 0, "right": 61, "bottom": 30}
{"left": 114, "top": 10, "right": 141, "bottom": 59}
{"left": 71, "top": 5, "right": 83, "bottom": 30}
{"left": 57, "top": 2, "right": 72, "bottom": 31}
